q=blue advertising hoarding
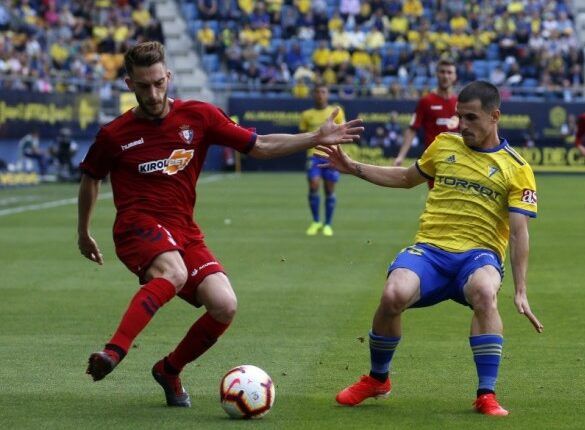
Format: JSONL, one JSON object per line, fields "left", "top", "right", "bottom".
{"left": 228, "top": 97, "right": 585, "bottom": 172}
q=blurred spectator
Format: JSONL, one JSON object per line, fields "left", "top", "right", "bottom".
{"left": 50, "top": 127, "right": 78, "bottom": 181}
{"left": 198, "top": 0, "right": 218, "bottom": 21}
{"left": 384, "top": 110, "right": 403, "bottom": 156}
{"left": 458, "top": 60, "right": 477, "bottom": 83}
{"left": 340, "top": 0, "right": 360, "bottom": 20}
{"left": 370, "top": 76, "right": 389, "bottom": 97}
{"left": 369, "top": 126, "right": 389, "bottom": 148}
{"left": 489, "top": 66, "right": 506, "bottom": 86}
{"left": 18, "top": 129, "right": 49, "bottom": 175}
{"left": 291, "top": 78, "right": 311, "bottom": 97}
{"left": 197, "top": 22, "right": 218, "bottom": 54}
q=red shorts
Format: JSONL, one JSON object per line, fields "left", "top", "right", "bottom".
{"left": 113, "top": 212, "right": 225, "bottom": 306}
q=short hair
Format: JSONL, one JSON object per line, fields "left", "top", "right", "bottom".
{"left": 124, "top": 41, "right": 166, "bottom": 76}
{"left": 458, "top": 80, "right": 501, "bottom": 111}
{"left": 313, "top": 83, "right": 329, "bottom": 91}
{"left": 436, "top": 58, "right": 456, "bottom": 70}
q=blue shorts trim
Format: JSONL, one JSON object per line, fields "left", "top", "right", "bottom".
{"left": 307, "top": 155, "right": 340, "bottom": 182}
{"left": 387, "top": 243, "right": 503, "bottom": 308}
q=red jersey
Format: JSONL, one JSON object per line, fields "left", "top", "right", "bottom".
{"left": 575, "top": 113, "right": 585, "bottom": 147}
{"left": 80, "top": 99, "right": 256, "bottom": 234}
{"left": 409, "top": 92, "right": 458, "bottom": 148}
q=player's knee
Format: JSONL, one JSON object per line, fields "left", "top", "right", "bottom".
{"left": 468, "top": 285, "right": 498, "bottom": 314}
{"left": 379, "top": 288, "right": 408, "bottom": 315}
{"left": 166, "top": 266, "right": 188, "bottom": 291}
{"left": 209, "top": 294, "right": 238, "bottom": 323}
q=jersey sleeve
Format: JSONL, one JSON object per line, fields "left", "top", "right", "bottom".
{"left": 206, "top": 106, "right": 257, "bottom": 153}
{"left": 414, "top": 135, "right": 440, "bottom": 179}
{"left": 299, "top": 110, "right": 309, "bottom": 132}
{"left": 508, "top": 164, "right": 537, "bottom": 218}
{"left": 334, "top": 106, "right": 346, "bottom": 124}
{"left": 79, "top": 128, "right": 114, "bottom": 180}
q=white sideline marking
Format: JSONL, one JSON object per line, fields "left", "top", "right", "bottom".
{"left": 0, "top": 195, "right": 41, "bottom": 206}
{"left": 0, "top": 174, "right": 232, "bottom": 217}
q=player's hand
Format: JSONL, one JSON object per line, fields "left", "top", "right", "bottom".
{"left": 78, "top": 234, "right": 104, "bottom": 265}
{"left": 315, "top": 108, "right": 363, "bottom": 146}
{"left": 514, "top": 290, "right": 543, "bottom": 333}
{"left": 315, "top": 145, "right": 355, "bottom": 175}
{"left": 393, "top": 157, "right": 404, "bottom": 167}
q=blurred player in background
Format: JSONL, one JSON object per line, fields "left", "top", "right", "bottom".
{"left": 78, "top": 41, "right": 363, "bottom": 408}
{"left": 319, "top": 81, "right": 543, "bottom": 416}
{"left": 299, "top": 84, "right": 346, "bottom": 236}
{"left": 393, "top": 58, "right": 458, "bottom": 187}
{"left": 574, "top": 113, "right": 585, "bottom": 157}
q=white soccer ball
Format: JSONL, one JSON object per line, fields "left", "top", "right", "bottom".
{"left": 220, "top": 365, "right": 275, "bottom": 419}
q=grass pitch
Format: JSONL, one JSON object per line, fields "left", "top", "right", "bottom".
{"left": 0, "top": 173, "right": 583, "bottom": 429}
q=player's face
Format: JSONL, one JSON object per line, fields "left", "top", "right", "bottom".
{"left": 314, "top": 87, "right": 329, "bottom": 109}
{"left": 436, "top": 65, "right": 456, "bottom": 91}
{"left": 125, "top": 62, "right": 171, "bottom": 119}
{"left": 456, "top": 99, "right": 499, "bottom": 148}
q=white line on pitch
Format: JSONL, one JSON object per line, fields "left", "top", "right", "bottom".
{"left": 0, "top": 174, "right": 232, "bottom": 217}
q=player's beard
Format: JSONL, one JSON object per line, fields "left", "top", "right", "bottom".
{"left": 136, "top": 90, "right": 168, "bottom": 119}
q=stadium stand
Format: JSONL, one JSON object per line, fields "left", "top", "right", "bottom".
{"left": 0, "top": 0, "right": 583, "bottom": 101}
{"left": 175, "top": 0, "right": 584, "bottom": 100}
{"left": 0, "top": 0, "right": 165, "bottom": 98}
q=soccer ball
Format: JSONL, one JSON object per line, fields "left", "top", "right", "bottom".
{"left": 220, "top": 365, "right": 275, "bottom": 419}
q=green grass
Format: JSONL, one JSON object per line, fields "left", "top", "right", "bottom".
{"left": 0, "top": 173, "right": 584, "bottom": 429}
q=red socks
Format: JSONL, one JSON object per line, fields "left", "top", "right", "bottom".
{"left": 105, "top": 278, "right": 176, "bottom": 361}
{"left": 166, "top": 312, "right": 231, "bottom": 373}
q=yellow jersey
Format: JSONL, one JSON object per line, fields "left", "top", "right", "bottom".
{"left": 415, "top": 132, "right": 537, "bottom": 261}
{"left": 299, "top": 105, "right": 345, "bottom": 157}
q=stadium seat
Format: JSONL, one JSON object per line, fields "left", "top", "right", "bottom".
{"left": 182, "top": 3, "right": 197, "bottom": 21}
{"left": 413, "top": 76, "right": 428, "bottom": 87}
{"left": 202, "top": 54, "right": 220, "bottom": 72}
{"left": 472, "top": 60, "right": 488, "bottom": 79}
{"left": 486, "top": 43, "right": 500, "bottom": 60}
{"left": 522, "top": 78, "right": 538, "bottom": 88}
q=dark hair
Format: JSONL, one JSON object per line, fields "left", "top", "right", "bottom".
{"left": 124, "top": 41, "right": 166, "bottom": 76}
{"left": 313, "top": 83, "right": 329, "bottom": 91}
{"left": 458, "top": 80, "right": 501, "bottom": 111}
{"left": 436, "top": 58, "right": 456, "bottom": 70}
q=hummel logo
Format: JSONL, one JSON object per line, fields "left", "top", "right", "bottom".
{"left": 445, "top": 155, "right": 456, "bottom": 163}
{"left": 488, "top": 166, "right": 499, "bottom": 177}
{"left": 121, "top": 137, "right": 144, "bottom": 151}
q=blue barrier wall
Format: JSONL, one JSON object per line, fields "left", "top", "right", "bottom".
{"left": 229, "top": 97, "right": 585, "bottom": 172}
{"left": 2, "top": 94, "right": 584, "bottom": 174}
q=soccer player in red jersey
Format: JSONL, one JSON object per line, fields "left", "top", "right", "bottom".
{"left": 574, "top": 113, "right": 585, "bottom": 157}
{"left": 77, "top": 41, "right": 363, "bottom": 407}
{"left": 393, "top": 59, "right": 459, "bottom": 173}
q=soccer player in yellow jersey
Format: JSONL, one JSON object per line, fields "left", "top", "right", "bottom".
{"left": 319, "top": 81, "right": 543, "bottom": 416}
{"left": 299, "top": 84, "right": 346, "bottom": 236}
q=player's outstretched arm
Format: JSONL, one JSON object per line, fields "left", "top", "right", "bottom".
{"left": 77, "top": 174, "right": 104, "bottom": 265}
{"left": 316, "top": 145, "right": 426, "bottom": 189}
{"left": 509, "top": 212, "right": 543, "bottom": 333}
{"left": 249, "top": 108, "right": 363, "bottom": 159}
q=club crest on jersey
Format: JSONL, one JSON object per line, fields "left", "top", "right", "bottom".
{"left": 138, "top": 149, "right": 194, "bottom": 175}
{"left": 488, "top": 166, "right": 499, "bottom": 177}
{"left": 178, "top": 125, "right": 194, "bottom": 144}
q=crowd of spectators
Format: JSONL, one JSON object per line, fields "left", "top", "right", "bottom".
{"left": 0, "top": 0, "right": 164, "bottom": 97}
{"left": 185, "top": 0, "right": 583, "bottom": 100}
{"left": 0, "top": 0, "right": 582, "bottom": 101}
